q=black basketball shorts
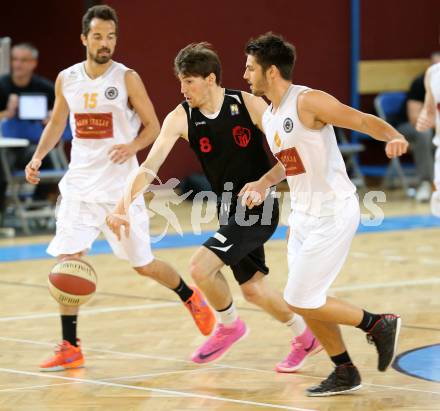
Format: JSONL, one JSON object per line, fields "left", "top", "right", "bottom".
{"left": 203, "top": 197, "right": 279, "bottom": 284}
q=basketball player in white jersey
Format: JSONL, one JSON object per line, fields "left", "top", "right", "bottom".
{"left": 416, "top": 60, "right": 440, "bottom": 216}
{"left": 24, "top": 5, "right": 215, "bottom": 372}
{"left": 240, "top": 33, "right": 407, "bottom": 396}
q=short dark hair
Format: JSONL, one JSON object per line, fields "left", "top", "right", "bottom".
{"left": 174, "top": 43, "right": 222, "bottom": 85}
{"left": 12, "top": 43, "right": 38, "bottom": 59}
{"left": 82, "top": 5, "right": 119, "bottom": 36}
{"left": 245, "top": 32, "right": 296, "bottom": 80}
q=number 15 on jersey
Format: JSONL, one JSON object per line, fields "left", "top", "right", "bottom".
{"left": 84, "top": 93, "right": 98, "bottom": 109}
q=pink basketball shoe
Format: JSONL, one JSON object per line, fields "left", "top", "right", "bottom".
{"left": 191, "top": 317, "right": 247, "bottom": 364}
{"left": 276, "top": 328, "right": 322, "bottom": 373}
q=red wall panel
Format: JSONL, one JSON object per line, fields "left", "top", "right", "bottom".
{"left": 361, "top": 0, "right": 440, "bottom": 60}
{"left": 1, "top": 1, "right": 84, "bottom": 80}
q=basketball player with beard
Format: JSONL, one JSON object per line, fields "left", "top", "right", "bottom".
{"left": 25, "top": 5, "right": 215, "bottom": 372}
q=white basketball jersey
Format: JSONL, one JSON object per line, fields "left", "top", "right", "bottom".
{"left": 429, "top": 62, "right": 440, "bottom": 146}
{"left": 59, "top": 61, "right": 142, "bottom": 203}
{"left": 262, "top": 85, "right": 356, "bottom": 216}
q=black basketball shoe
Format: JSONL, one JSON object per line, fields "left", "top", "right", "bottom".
{"left": 306, "top": 364, "right": 362, "bottom": 397}
{"left": 366, "top": 314, "right": 401, "bottom": 371}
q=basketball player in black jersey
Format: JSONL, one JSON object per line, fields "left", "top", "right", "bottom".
{"left": 106, "top": 43, "right": 321, "bottom": 369}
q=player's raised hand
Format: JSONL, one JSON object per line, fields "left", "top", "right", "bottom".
{"left": 25, "top": 158, "right": 42, "bottom": 184}
{"left": 106, "top": 212, "right": 130, "bottom": 240}
{"left": 416, "top": 109, "right": 435, "bottom": 132}
{"left": 385, "top": 136, "right": 408, "bottom": 159}
{"left": 108, "top": 143, "right": 137, "bottom": 164}
{"left": 239, "top": 180, "right": 267, "bottom": 209}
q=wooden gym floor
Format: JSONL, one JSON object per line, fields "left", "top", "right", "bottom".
{"left": 0, "top": 191, "right": 439, "bottom": 411}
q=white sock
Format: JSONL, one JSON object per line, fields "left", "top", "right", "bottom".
{"left": 285, "top": 314, "right": 306, "bottom": 336}
{"left": 218, "top": 302, "right": 238, "bottom": 326}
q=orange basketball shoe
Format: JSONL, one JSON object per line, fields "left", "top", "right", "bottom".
{"left": 40, "top": 340, "right": 84, "bottom": 372}
{"left": 184, "top": 286, "right": 216, "bottom": 336}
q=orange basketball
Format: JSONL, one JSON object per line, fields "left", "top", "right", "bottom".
{"left": 48, "top": 258, "right": 97, "bottom": 306}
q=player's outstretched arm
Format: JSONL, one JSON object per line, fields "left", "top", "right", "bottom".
{"left": 416, "top": 67, "right": 436, "bottom": 132}
{"left": 25, "top": 74, "right": 69, "bottom": 184}
{"left": 299, "top": 90, "right": 408, "bottom": 159}
{"left": 106, "top": 106, "right": 187, "bottom": 239}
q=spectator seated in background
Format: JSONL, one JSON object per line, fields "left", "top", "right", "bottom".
{"left": 394, "top": 51, "right": 440, "bottom": 202}
{"left": 0, "top": 42, "right": 56, "bottom": 226}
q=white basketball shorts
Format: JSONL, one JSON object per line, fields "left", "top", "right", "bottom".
{"left": 47, "top": 199, "right": 154, "bottom": 267}
{"left": 431, "top": 146, "right": 440, "bottom": 217}
{"left": 283, "top": 195, "right": 360, "bottom": 309}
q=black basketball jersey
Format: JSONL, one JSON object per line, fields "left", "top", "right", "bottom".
{"left": 182, "top": 89, "right": 273, "bottom": 197}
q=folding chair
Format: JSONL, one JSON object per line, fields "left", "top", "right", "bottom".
{"left": 374, "top": 91, "right": 415, "bottom": 192}
{"left": 335, "top": 128, "right": 365, "bottom": 187}
{"left": 0, "top": 120, "right": 71, "bottom": 234}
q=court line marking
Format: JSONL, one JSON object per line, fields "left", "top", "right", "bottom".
{"left": 0, "top": 367, "right": 221, "bottom": 397}
{"left": 332, "top": 277, "right": 440, "bottom": 292}
{"left": 1, "top": 275, "right": 440, "bottom": 323}
{"left": 2, "top": 275, "right": 440, "bottom": 318}
{"left": 104, "top": 367, "right": 220, "bottom": 381}
{"left": 0, "top": 280, "right": 171, "bottom": 302}
{"left": 0, "top": 336, "right": 439, "bottom": 396}
{"left": 0, "top": 367, "right": 316, "bottom": 411}
{"left": 0, "top": 368, "right": 222, "bottom": 395}
{"left": 0, "top": 367, "right": 219, "bottom": 394}
{"left": 0, "top": 381, "right": 81, "bottom": 393}
{"left": 0, "top": 336, "right": 192, "bottom": 363}
{"left": 0, "top": 381, "right": 191, "bottom": 398}
{"left": 0, "top": 302, "right": 179, "bottom": 322}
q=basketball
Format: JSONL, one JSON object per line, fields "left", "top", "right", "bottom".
{"left": 48, "top": 258, "right": 97, "bottom": 306}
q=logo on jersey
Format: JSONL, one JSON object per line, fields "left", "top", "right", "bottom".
{"left": 230, "top": 104, "right": 239, "bottom": 116}
{"left": 74, "top": 113, "right": 113, "bottom": 139}
{"left": 232, "top": 126, "right": 251, "bottom": 148}
{"left": 195, "top": 121, "right": 207, "bottom": 126}
{"left": 105, "top": 86, "right": 118, "bottom": 100}
{"left": 283, "top": 117, "right": 294, "bottom": 133}
{"left": 275, "top": 147, "right": 305, "bottom": 176}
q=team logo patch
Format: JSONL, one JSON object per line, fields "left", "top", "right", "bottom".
{"left": 232, "top": 126, "right": 251, "bottom": 148}
{"left": 74, "top": 113, "right": 113, "bottom": 139}
{"left": 230, "top": 104, "right": 239, "bottom": 116}
{"left": 105, "top": 86, "right": 118, "bottom": 100}
{"left": 275, "top": 147, "right": 305, "bottom": 176}
{"left": 283, "top": 117, "right": 294, "bottom": 133}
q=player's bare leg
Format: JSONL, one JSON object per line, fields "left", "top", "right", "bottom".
{"left": 40, "top": 252, "right": 85, "bottom": 372}
{"left": 190, "top": 246, "right": 232, "bottom": 310}
{"left": 289, "top": 299, "right": 401, "bottom": 396}
{"left": 240, "top": 273, "right": 293, "bottom": 322}
{"left": 134, "top": 258, "right": 181, "bottom": 289}
{"left": 189, "top": 246, "right": 247, "bottom": 363}
{"left": 241, "top": 273, "right": 322, "bottom": 372}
